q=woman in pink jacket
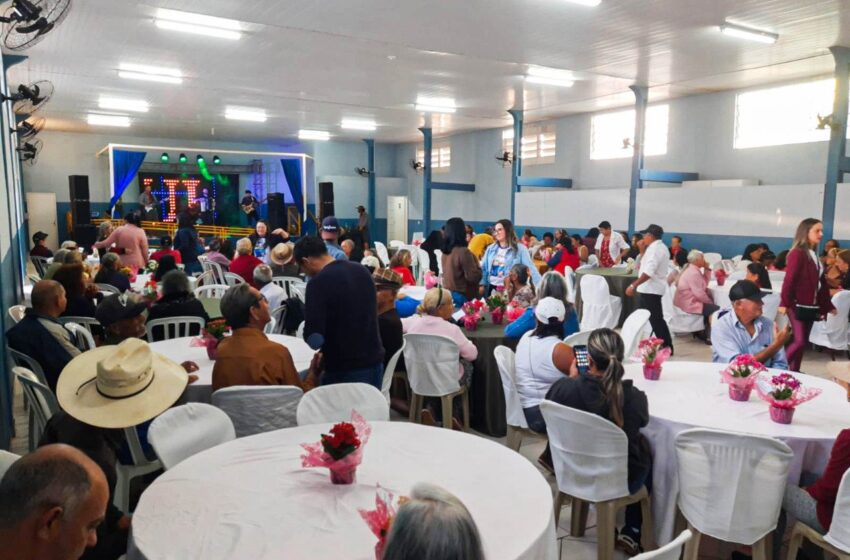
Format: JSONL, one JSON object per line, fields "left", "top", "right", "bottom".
{"left": 93, "top": 211, "right": 149, "bottom": 272}
{"left": 673, "top": 250, "right": 719, "bottom": 338}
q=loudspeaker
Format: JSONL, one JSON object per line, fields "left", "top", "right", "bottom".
{"left": 267, "top": 193, "right": 285, "bottom": 231}
{"left": 72, "top": 200, "right": 90, "bottom": 225}
{"left": 73, "top": 224, "right": 97, "bottom": 247}
{"left": 318, "top": 181, "right": 335, "bottom": 220}
{"left": 69, "top": 175, "right": 91, "bottom": 225}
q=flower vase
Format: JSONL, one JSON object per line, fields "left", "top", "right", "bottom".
{"left": 463, "top": 316, "right": 479, "bottom": 331}
{"left": 330, "top": 466, "right": 357, "bottom": 485}
{"left": 205, "top": 339, "right": 220, "bottom": 360}
{"left": 643, "top": 364, "right": 662, "bottom": 380}
{"left": 769, "top": 405, "right": 795, "bottom": 424}
{"left": 728, "top": 384, "right": 753, "bottom": 402}
{"left": 491, "top": 308, "right": 504, "bottom": 325}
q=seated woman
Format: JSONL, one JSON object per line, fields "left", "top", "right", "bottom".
{"left": 759, "top": 251, "right": 777, "bottom": 271}
{"left": 153, "top": 254, "right": 179, "bottom": 282}
{"left": 147, "top": 270, "right": 210, "bottom": 341}
{"left": 546, "top": 328, "right": 651, "bottom": 555}
{"left": 571, "top": 234, "right": 589, "bottom": 264}
{"left": 745, "top": 261, "right": 773, "bottom": 291}
{"left": 54, "top": 263, "right": 99, "bottom": 318}
{"left": 204, "top": 238, "right": 232, "bottom": 270}
{"left": 515, "top": 297, "right": 576, "bottom": 434}
{"left": 741, "top": 243, "right": 766, "bottom": 264}
{"left": 667, "top": 250, "right": 688, "bottom": 285}
{"left": 547, "top": 237, "right": 581, "bottom": 275}
{"left": 830, "top": 249, "right": 850, "bottom": 296}
{"left": 93, "top": 252, "right": 131, "bottom": 293}
{"left": 533, "top": 232, "right": 556, "bottom": 263}
{"left": 824, "top": 248, "right": 844, "bottom": 291}
{"left": 390, "top": 249, "right": 417, "bottom": 286}
{"left": 520, "top": 229, "right": 538, "bottom": 247}
{"left": 505, "top": 271, "right": 579, "bottom": 339}
{"left": 505, "top": 263, "right": 535, "bottom": 308}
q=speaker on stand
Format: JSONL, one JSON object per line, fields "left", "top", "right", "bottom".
{"left": 68, "top": 175, "right": 90, "bottom": 226}
{"left": 318, "top": 181, "right": 335, "bottom": 220}
{"left": 267, "top": 193, "right": 286, "bottom": 231}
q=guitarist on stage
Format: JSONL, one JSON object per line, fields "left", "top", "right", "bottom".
{"left": 241, "top": 189, "right": 260, "bottom": 227}
{"left": 139, "top": 185, "right": 159, "bottom": 221}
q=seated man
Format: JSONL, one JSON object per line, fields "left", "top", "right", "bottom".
{"left": 30, "top": 231, "right": 53, "bottom": 258}
{"left": 711, "top": 280, "right": 790, "bottom": 369}
{"left": 374, "top": 269, "right": 404, "bottom": 369}
{"left": 149, "top": 235, "right": 182, "bottom": 264}
{"left": 229, "top": 237, "right": 263, "bottom": 287}
{"left": 95, "top": 293, "right": 149, "bottom": 345}
{"left": 0, "top": 444, "right": 109, "bottom": 560}
{"left": 6, "top": 280, "right": 80, "bottom": 391}
{"left": 212, "top": 283, "right": 317, "bottom": 391}
{"left": 253, "top": 264, "right": 286, "bottom": 312}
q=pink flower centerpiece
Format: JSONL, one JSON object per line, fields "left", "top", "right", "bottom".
{"left": 462, "top": 300, "right": 484, "bottom": 331}
{"left": 506, "top": 300, "right": 525, "bottom": 323}
{"left": 301, "top": 411, "right": 372, "bottom": 484}
{"left": 359, "top": 486, "right": 408, "bottom": 560}
{"left": 756, "top": 373, "right": 822, "bottom": 424}
{"left": 720, "top": 354, "right": 765, "bottom": 401}
{"left": 637, "top": 337, "right": 671, "bottom": 380}
{"left": 190, "top": 319, "right": 230, "bottom": 360}
{"left": 485, "top": 292, "right": 508, "bottom": 325}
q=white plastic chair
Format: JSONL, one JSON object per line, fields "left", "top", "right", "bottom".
{"left": 417, "top": 247, "right": 431, "bottom": 285}
{"left": 621, "top": 309, "right": 652, "bottom": 360}
{"left": 145, "top": 316, "right": 206, "bottom": 342}
{"left": 495, "top": 345, "right": 546, "bottom": 452}
{"left": 201, "top": 258, "right": 228, "bottom": 285}
{"left": 8, "top": 348, "right": 48, "bottom": 386}
{"left": 263, "top": 316, "right": 277, "bottom": 335}
{"left": 736, "top": 259, "right": 752, "bottom": 272}
{"left": 403, "top": 333, "right": 470, "bottom": 430}
{"left": 563, "top": 330, "right": 591, "bottom": 346}
{"left": 268, "top": 304, "right": 287, "bottom": 335}
{"left": 674, "top": 428, "right": 793, "bottom": 560}
{"left": 579, "top": 275, "right": 622, "bottom": 330}
{"left": 114, "top": 427, "right": 162, "bottom": 513}
{"left": 296, "top": 383, "right": 389, "bottom": 425}
{"left": 703, "top": 253, "right": 722, "bottom": 268}
{"left": 0, "top": 450, "right": 20, "bottom": 479}
{"left": 388, "top": 240, "right": 405, "bottom": 250}
{"left": 633, "top": 529, "right": 692, "bottom": 560}
{"left": 666, "top": 284, "right": 705, "bottom": 335}
{"left": 193, "top": 284, "right": 229, "bottom": 299}
{"left": 95, "top": 283, "right": 120, "bottom": 295}
{"left": 381, "top": 341, "right": 406, "bottom": 403}
{"left": 31, "top": 255, "right": 50, "bottom": 277}
{"left": 767, "top": 270, "right": 786, "bottom": 285}
{"left": 64, "top": 322, "right": 97, "bottom": 351}
{"left": 810, "top": 291, "right": 850, "bottom": 355}
{"left": 272, "top": 277, "right": 306, "bottom": 299}
{"left": 212, "top": 386, "right": 304, "bottom": 437}
{"left": 194, "top": 270, "right": 217, "bottom": 287}
{"left": 13, "top": 366, "right": 60, "bottom": 451}
{"left": 761, "top": 292, "right": 781, "bottom": 323}
{"left": 8, "top": 304, "right": 25, "bottom": 323}
{"left": 787, "top": 468, "right": 850, "bottom": 559}
{"left": 374, "top": 241, "right": 391, "bottom": 267}
{"left": 721, "top": 259, "right": 736, "bottom": 274}
{"left": 148, "top": 403, "right": 236, "bottom": 470}
{"left": 224, "top": 272, "right": 246, "bottom": 286}
{"left": 433, "top": 249, "right": 444, "bottom": 276}
{"left": 58, "top": 316, "right": 101, "bottom": 335}
{"left": 563, "top": 266, "right": 577, "bottom": 304}
{"left": 539, "top": 400, "right": 654, "bottom": 558}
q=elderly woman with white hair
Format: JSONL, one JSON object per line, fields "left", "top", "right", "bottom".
{"left": 504, "top": 270, "right": 579, "bottom": 339}
{"left": 229, "top": 237, "right": 263, "bottom": 287}
{"left": 673, "top": 249, "right": 719, "bottom": 337}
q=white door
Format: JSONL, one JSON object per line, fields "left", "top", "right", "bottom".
{"left": 25, "top": 192, "right": 58, "bottom": 251}
{"left": 387, "top": 196, "right": 408, "bottom": 244}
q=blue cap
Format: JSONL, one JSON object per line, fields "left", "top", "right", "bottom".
{"left": 321, "top": 216, "right": 340, "bottom": 232}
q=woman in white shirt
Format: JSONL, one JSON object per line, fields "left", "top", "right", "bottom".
{"left": 514, "top": 297, "right": 576, "bottom": 433}
{"left": 594, "top": 220, "right": 630, "bottom": 268}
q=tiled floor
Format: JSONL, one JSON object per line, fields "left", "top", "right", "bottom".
{"left": 9, "top": 333, "right": 843, "bottom": 558}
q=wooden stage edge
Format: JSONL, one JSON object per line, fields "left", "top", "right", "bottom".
{"left": 92, "top": 218, "right": 255, "bottom": 239}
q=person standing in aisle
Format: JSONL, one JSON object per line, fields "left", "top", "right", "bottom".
{"left": 625, "top": 224, "right": 673, "bottom": 353}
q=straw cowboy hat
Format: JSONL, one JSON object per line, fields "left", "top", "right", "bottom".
{"left": 57, "top": 338, "right": 188, "bottom": 429}
{"left": 270, "top": 242, "right": 294, "bottom": 266}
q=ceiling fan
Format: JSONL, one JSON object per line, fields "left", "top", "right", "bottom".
{"left": 1, "top": 0, "right": 72, "bottom": 51}
{"left": 410, "top": 159, "right": 425, "bottom": 174}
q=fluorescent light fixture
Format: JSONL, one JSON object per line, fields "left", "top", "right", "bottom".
{"left": 720, "top": 21, "right": 778, "bottom": 44}
{"left": 525, "top": 66, "right": 575, "bottom": 87}
{"left": 87, "top": 114, "right": 131, "bottom": 127}
{"left": 563, "top": 0, "right": 601, "bottom": 6}
{"left": 341, "top": 118, "right": 377, "bottom": 131}
{"left": 415, "top": 97, "right": 456, "bottom": 113}
{"left": 155, "top": 8, "right": 242, "bottom": 40}
{"left": 118, "top": 63, "right": 182, "bottom": 84}
{"left": 299, "top": 129, "right": 330, "bottom": 141}
{"left": 225, "top": 106, "right": 267, "bottom": 122}
{"left": 98, "top": 96, "right": 149, "bottom": 113}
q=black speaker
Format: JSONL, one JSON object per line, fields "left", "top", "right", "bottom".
{"left": 318, "top": 181, "right": 335, "bottom": 220}
{"left": 69, "top": 175, "right": 91, "bottom": 226}
{"left": 73, "top": 224, "right": 97, "bottom": 247}
{"left": 267, "top": 193, "right": 285, "bottom": 230}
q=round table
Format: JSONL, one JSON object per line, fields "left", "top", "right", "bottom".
{"left": 149, "top": 334, "right": 315, "bottom": 403}
{"left": 575, "top": 268, "right": 638, "bottom": 327}
{"left": 128, "top": 422, "right": 557, "bottom": 560}
{"left": 465, "top": 319, "right": 519, "bottom": 436}
{"left": 624, "top": 361, "right": 850, "bottom": 543}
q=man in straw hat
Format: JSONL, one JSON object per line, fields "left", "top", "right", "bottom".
{"left": 269, "top": 242, "right": 299, "bottom": 278}
{"left": 374, "top": 269, "right": 404, "bottom": 370}
{"left": 827, "top": 362, "right": 850, "bottom": 402}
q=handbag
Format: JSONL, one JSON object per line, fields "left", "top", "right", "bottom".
{"left": 794, "top": 253, "right": 821, "bottom": 322}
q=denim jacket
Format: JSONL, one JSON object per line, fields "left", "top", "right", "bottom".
{"left": 480, "top": 243, "right": 541, "bottom": 287}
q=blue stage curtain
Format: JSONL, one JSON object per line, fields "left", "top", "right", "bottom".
{"left": 280, "top": 157, "right": 304, "bottom": 222}
{"left": 109, "top": 150, "right": 147, "bottom": 214}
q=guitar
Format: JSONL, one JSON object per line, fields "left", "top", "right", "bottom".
{"left": 241, "top": 196, "right": 267, "bottom": 215}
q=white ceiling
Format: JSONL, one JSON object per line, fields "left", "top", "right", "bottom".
{"left": 5, "top": 0, "right": 848, "bottom": 143}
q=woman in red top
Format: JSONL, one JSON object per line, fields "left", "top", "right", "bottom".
{"left": 780, "top": 218, "right": 836, "bottom": 371}
{"left": 390, "top": 249, "right": 416, "bottom": 286}
{"left": 547, "top": 240, "right": 581, "bottom": 276}
{"left": 229, "top": 237, "right": 263, "bottom": 287}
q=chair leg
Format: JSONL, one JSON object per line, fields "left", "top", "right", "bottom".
{"left": 682, "top": 524, "right": 702, "bottom": 560}
{"left": 751, "top": 533, "right": 771, "bottom": 560}
{"left": 114, "top": 467, "right": 130, "bottom": 514}
{"left": 570, "top": 499, "right": 589, "bottom": 537}
{"left": 596, "top": 501, "right": 617, "bottom": 560}
{"left": 639, "top": 495, "right": 656, "bottom": 551}
{"left": 461, "top": 390, "right": 470, "bottom": 431}
{"left": 408, "top": 393, "right": 420, "bottom": 423}
{"left": 506, "top": 427, "right": 522, "bottom": 452}
{"left": 554, "top": 491, "right": 566, "bottom": 527}
{"left": 441, "top": 396, "right": 453, "bottom": 429}
{"left": 786, "top": 524, "right": 805, "bottom": 560}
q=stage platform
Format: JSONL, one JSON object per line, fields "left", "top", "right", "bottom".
{"left": 92, "top": 218, "right": 256, "bottom": 239}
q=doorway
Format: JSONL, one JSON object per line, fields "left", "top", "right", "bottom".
{"left": 25, "top": 192, "right": 58, "bottom": 251}
{"left": 386, "top": 195, "right": 408, "bottom": 244}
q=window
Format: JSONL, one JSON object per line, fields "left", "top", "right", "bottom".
{"left": 415, "top": 142, "right": 451, "bottom": 172}
{"left": 733, "top": 79, "right": 845, "bottom": 149}
{"left": 590, "top": 105, "right": 669, "bottom": 160}
{"left": 502, "top": 125, "right": 557, "bottom": 165}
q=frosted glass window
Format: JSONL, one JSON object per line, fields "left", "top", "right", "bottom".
{"left": 503, "top": 125, "right": 556, "bottom": 165}
{"left": 590, "top": 105, "right": 669, "bottom": 160}
{"left": 416, "top": 143, "right": 451, "bottom": 172}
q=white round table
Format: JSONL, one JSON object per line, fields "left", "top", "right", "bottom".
{"left": 128, "top": 422, "right": 557, "bottom": 560}
{"left": 624, "top": 361, "right": 850, "bottom": 543}
{"left": 149, "top": 334, "right": 315, "bottom": 403}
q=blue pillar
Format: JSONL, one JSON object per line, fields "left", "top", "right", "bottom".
{"left": 823, "top": 46, "right": 850, "bottom": 243}
{"left": 419, "top": 127, "right": 432, "bottom": 234}
{"left": 363, "top": 139, "right": 376, "bottom": 240}
{"left": 628, "top": 85, "right": 648, "bottom": 234}
{"left": 508, "top": 109, "right": 523, "bottom": 223}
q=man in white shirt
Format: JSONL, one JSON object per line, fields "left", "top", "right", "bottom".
{"left": 594, "top": 220, "right": 630, "bottom": 267}
{"left": 625, "top": 224, "right": 673, "bottom": 351}
{"left": 253, "top": 264, "right": 286, "bottom": 313}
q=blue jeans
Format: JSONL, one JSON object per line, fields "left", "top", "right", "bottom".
{"left": 321, "top": 363, "right": 383, "bottom": 390}
{"left": 623, "top": 459, "right": 653, "bottom": 540}
{"left": 450, "top": 291, "right": 468, "bottom": 308}
{"left": 523, "top": 405, "right": 547, "bottom": 434}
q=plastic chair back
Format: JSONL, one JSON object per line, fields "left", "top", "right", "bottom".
{"left": 148, "top": 403, "right": 236, "bottom": 470}
{"left": 402, "top": 333, "right": 461, "bottom": 397}
{"left": 809, "top": 291, "right": 850, "bottom": 351}
{"left": 374, "top": 242, "right": 391, "bottom": 267}
{"left": 674, "top": 428, "right": 793, "bottom": 544}
{"left": 269, "top": 304, "right": 287, "bottom": 334}
{"left": 14, "top": 367, "right": 60, "bottom": 438}
{"left": 272, "top": 277, "right": 306, "bottom": 299}
{"left": 224, "top": 272, "right": 246, "bottom": 286}
{"left": 433, "top": 249, "right": 444, "bottom": 275}
{"left": 539, "top": 400, "right": 630, "bottom": 502}
{"left": 194, "top": 271, "right": 216, "bottom": 287}
{"left": 621, "top": 309, "right": 651, "bottom": 359}
{"left": 145, "top": 316, "right": 206, "bottom": 342}
{"left": 31, "top": 256, "right": 50, "bottom": 278}
{"left": 824, "top": 469, "right": 850, "bottom": 552}
{"left": 494, "top": 345, "right": 526, "bottom": 429}
{"left": 212, "top": 385, "right": 304, "bottom": 437}
{"left": 563, "top": 331, "right": 591, "bottom": 346}
{"left": 633, "top": 529, "right": 692, "bottom": 559}
{"left": 201, "top": 259, "right": 227, "bottom": 284}
{"left": 761, "top": 292, "right": 782, "bottom": 323}
{"left": 263, "top": 316, "right": 276, "bottom": 335}
{"left": 9, "top": 348, "right": 48, "bottom": 386}
{"left": 296, "top": 321, "right": 305, "bottom": 338}
{"left": 703, "top": 253, "right": 722, "bottom": 268}
{"left": 296, "top": 383, "right": 389, "bottom": 425}
{"left": 381, "top": 341, "right": 406, "bottom": 402}
{"left": 0, "top": 450, "right": 20, "bottom": 479}
{"left": 95, "top": 283, "right": 120, "bottom": 295}
{"left": 579, "top": 274, "right": 619, "bottom": 330}
{"left": 563, "top": 267, "right": 577, "bottom": 304}
{"left": 193, "top": 284, "right": 229, "bottom": 299}
{"left": 58, "top": 316, "right": 101, "bottom": 335}
{"left": 8, "top": 304, "right": 25, "bottom": 323}
{"left": 587, "top": 254, "right": 599, "bottom": 267}
{"left": 65, "top": 322, "right": 96, "bottom": 351}
{"left": 388, "top": 240, "right": 405, "bottom": 249}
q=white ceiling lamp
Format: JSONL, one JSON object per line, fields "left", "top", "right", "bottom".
{"left": 562, "top": 0, "right": 601, "bottom": 6}
{"left": 155, "top": 8, "right": 242, "bottom": 40}
{"left": 525, "top": 66, "right": 575, "bottom": 88}
{"left": 118, "top": 63, "right": 183, "bottom": 84}
{"left": 341, "top": 118, "right": 377, "bottom": 131}
{"left": 98, "top": 96, "right": 149, "bottom": 113}
{"left": 299, "top": 129, "right": 330, "bottom": 141}
{"left": 719, "top": 21, "right": 778, "bottom": 44}
{"left": 87, "top": 114, "right": 131, "bottom": 127}
{"left": 415, "top": 97, "right": 456, "bottom": 113}
{"left": 225, "top": 106, "right": 267, "bottom": 122}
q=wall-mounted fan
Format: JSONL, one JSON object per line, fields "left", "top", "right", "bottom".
{"left": 495, "top": 150, "right": 513, "bottom": 167}
{"left": 355, "top": 167, "right": 372, "bottom": 177}
{"left": 16, "top": 138, "right": 42, "bottom": 165}
{"left": 1, "top": 0, "right": 72, "bottom": 51}
{"left": 0, "top": 80, "right": 54, "bottom": 115}
{"left": 622, "top": 137, "right": 633, "bottom": 150}
{"left": 410, "top": 159, "right": 425, "bottom": 174}
{"left": 816, "top": 113, "right": 836, "bottom": 130}
{"left": 13, "top": 115, "right": 45, "bottom": 140}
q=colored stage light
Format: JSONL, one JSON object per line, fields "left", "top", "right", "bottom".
{"left": 196, "top": 154, "right": 205, "bottom": 163}
{"left": 179, "top": 153, "right": 188, "bottom": 163}
{"left": 160, "top": 152, "right": 169, "bottom": 163}
{"left": 213, "top": 155, "right": 221, "bottom": 165}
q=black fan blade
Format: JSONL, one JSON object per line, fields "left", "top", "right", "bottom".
{"left": 16, "top": 17, "right": 50, "bottom": 34}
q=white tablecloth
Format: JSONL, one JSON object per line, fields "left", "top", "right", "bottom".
{"left": 149, "top": 335, "right": 315, "bottom": 402}
{"left": 400, "top": 285, "right": 427, "bottom": 301}
{"left": 624, "top": 361, "right": 850, "bottom": 543}
{"left": 132, "top": 273, "right": 197, "bottom": 294}
{"left": 128, "top": 422, "right": 557, "bottom": 560}
{"left": 709, "top": 280, "right": 783, "bottom": 309}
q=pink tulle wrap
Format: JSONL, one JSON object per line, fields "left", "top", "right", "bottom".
{"left": 424, "top": 271, "right": 440, "bottom": 289}
{"left": 755, "top": 376, "right": 822, "bottom": 409}
{"left": 300, "top": 411, "right": 372, "bottom": 476}
{"left": 637, "top": 338, "right": 671, "bottom": 368}
{"left": 358, "top": 486, "right": 402, "bottom": 560}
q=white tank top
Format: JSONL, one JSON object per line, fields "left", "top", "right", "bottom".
{"left": 514, "top": 331, "right": 564, "bottom": 409}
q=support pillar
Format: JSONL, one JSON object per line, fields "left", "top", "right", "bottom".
{"left": 628, "top": 85, "right": 648, "bottom": 234}
{"left": 508, "top": 109, "right": 523, "bottom": 223}
{"left": 419, "top": 127, "right": 432, "bottom": 234}
{"left": 363, "top": 139, "right": 376, "bottom": 240}
{"left": 823, "top": 46, "right": 850, "bottom": 243}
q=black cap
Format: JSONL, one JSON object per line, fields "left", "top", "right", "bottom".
{"left": 32, "top": 231, "right": 48, "bottom": 243}
{"left": 356, "top": 205, "right": 365, "bottom": 212}
{"left": 598, "top": 220, "right": 611, "bottom": 229}
{"left": 640, "top": 224, "right": 664, "bottom": 238}
{"left": 729, "top": 280, "right": 764, "bottom": 303}
{"left": 95, "top": 294, "right": 149, "bottom": 327}
{"left": 160, "top": 235, "right": 172, "bottom": 247}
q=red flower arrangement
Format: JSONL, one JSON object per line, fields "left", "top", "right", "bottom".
{"left": 190, "top": 319, "right": 231, "bottom": 360}
{"left": 461, "top": 300, "right": 484, "bottom": 331}
{"left": 321, "top": 422, "right": 361, "bottom": 461}
{"left": 359, "top": 486, "right": 409, "bottom": 560}
{"left": 714, "top": 268, "right": 727, "bottom": 286}
{"left": 637, "top": 337, "right": 671, "bottom": 380}
{"left": 301, "top": 411, "right": 372, "bottom": 484}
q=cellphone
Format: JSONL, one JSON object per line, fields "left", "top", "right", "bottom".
{"left": 573, "top": 344, "right": 590, "bottom": 376}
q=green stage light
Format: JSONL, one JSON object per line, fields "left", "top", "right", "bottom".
{"left": 160, "top": 152, "right": 169, "bottom": 163}
{"left": 178, "top": 153, "right": 188, "bottom": 164}
{"left": 196, "top": 154, "right": 205, "bottom": 164}
{"left": 212, "top": 155, "right": 221, "bottom": 165}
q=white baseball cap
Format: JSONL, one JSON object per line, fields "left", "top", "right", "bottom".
{"left": 534, "top": 297, "right": 566, "bottom": 323}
